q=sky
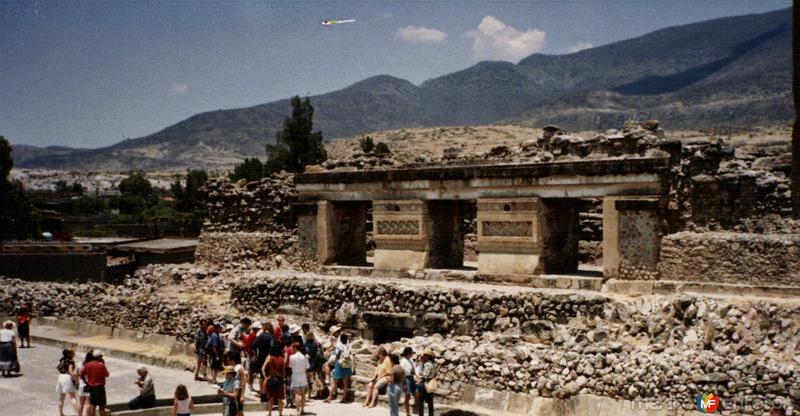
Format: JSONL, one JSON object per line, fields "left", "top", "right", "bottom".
{"left": 0, "top": 0, "right": 791, "bottom": 149}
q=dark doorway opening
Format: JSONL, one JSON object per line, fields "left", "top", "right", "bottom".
{"left": 427, "top": 200, "right": 474, "bottom": 269}
{"left": 329, "top": 201, "right": 371, "bottom": 266}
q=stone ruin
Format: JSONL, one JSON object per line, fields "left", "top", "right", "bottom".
{"left": 2, "top": 121, "right": 799, "bottom": 414}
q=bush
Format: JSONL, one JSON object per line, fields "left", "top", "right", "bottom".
{"left": 359, "top": 136, "right": 375, "bottom": 153}
{"left": 374, "top": 141, "right": 391, "bottom": 155}
{"left": 230, "top": 157, "right": 264, "bottom": 182}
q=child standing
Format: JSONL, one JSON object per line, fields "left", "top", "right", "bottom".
{"left": 173, "top": 384, "right": 194, "bottom": 416}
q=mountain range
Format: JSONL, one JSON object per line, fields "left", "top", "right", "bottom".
{"left": 13, "top": 7, "right": 793, "bottom": 170}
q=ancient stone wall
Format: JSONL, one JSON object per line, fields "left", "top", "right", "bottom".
{"left": 200, "top": 173, "right": 296, "bottom": 233}
{"left": 230, "top": 272, "right": 800, "bottom": 413}
{"left": 197, "top": 173, "right": 318, "bottom": 270}
{"left": 195, "top": 231, "right": 315, "bottom": 271}
{"left": 659, "top": 231, "right": 800, "bottom": 286}
{"left": 0, "top": 274, "right": 208, "bottom": 342}
{"left": 2, "top": 263, "right": 799, "bottom": 413}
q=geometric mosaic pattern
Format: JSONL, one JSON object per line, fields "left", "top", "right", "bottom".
{"left": 376, "top": 220, "right": 420, "bottom": 235}
{"left": 481, "top": 221, "right": 533, "bottom": 237}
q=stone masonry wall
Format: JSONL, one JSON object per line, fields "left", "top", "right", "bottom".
{"left": 659, "top": 232, "right": 800, "bottom": 286}
{"left": 231, "top": 272, "right": 800, "bottom": 413}
{"left": 196, "top": 231, "right": 315, "bottom": 271}
{"left": 200, "top": 173, "right": 296, "bottom": 233}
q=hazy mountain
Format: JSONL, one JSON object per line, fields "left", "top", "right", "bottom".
{"left": 16, "top": 7, "right": 792, "bottom": 170}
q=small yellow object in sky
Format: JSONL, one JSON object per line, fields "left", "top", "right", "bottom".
{"left": 321, "top": 19, "right": 356, "bottom": 26}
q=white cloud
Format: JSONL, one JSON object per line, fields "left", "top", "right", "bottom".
{"left": 168, "top": 82, "right": 188, "bottom": 96}
{"left": 567, "top": 41, "right": 593, "bottom": 53}
{"left": 381, "top": 12, "right": 393, "bottom": 20}
{"left": 395, "top": 25, "right": 447, "bottom": 44}
{"left": 466, "top": 16, "right": 545, "bottom": 62}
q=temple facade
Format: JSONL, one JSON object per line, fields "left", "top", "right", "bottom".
{"left": 293, "top": 157, "right": 670, "bottom": 280}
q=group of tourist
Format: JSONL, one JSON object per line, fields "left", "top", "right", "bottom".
{"left": 53, "top": 348, "right": 111, "bottom": 416}
{"left": 191, "top": 316, "right": 439, "bottom": 416}
{"left": 2, "top": 307, "right": 440, "bottom": 416}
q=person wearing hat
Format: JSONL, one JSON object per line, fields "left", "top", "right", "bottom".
{"left": 322, "top": 325, "right": 342, "bottom": 385}
{"left": 81, "top": 349, "right": 110, "bottom": 416}
{"left": 218, "top": 366, "right": 241, "bottom": 416}
{"left": 414, "top": 350, "right": 437, "bottom": 416}
{"left": 0, "top": 320, "right": 19, "bottom": 377}
{"left": 324, "top": 332, "right": 354, "bottom": 403}
{"left": 128, "top": 365, "right": 156, "bottom": 410}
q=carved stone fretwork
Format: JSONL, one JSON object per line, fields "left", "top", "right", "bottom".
{"left": 481, "top": 221, "right": 533, "bottom": 237}
{"left": 372, "top": 200, "right": 430, "bottom": 270}
{"left": 376, "top": 220, "right": 420, "bottom": 236}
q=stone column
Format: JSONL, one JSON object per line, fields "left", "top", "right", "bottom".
{"left": 602, "top": 198, "right": 660, "bottom": 279}
{"left": 476, "top": 198, "right": 544, "bottom": 278}
{"left": 373, "top": 200, "right": 429, "bottom": 270}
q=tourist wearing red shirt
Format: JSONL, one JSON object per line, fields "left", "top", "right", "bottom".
{"left": 274, "top": 316, "right": 285, "bottom": 340}
{"left": 81, "top": 350, "right": 110, "bottom": 416}
{"left": 15, "top": 303, "right": 31, "bottom": 348}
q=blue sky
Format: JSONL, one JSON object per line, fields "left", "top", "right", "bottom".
{"left": 0, "top": 0, "right": 791, "bottom": 148}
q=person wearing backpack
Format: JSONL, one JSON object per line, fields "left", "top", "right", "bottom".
{"left": 324, "top": 332, "right": 354, "bottom": 403}
{"left": 56, "top": 349, "right": 79, "bottom": 416}
{"left": 261, "top": 345, "right": 285, "bottom": 416}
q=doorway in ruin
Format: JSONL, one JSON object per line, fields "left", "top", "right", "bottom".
{"left": 576, "top": 198, "right": 604, "bottom": 274}
{"left": 362, "top": 312, "right": 417, "bottom": 344}
{"left": 539, "top": 198, "right": 602, "bottom": 277}
{"left": 426, "top": 200, "right": 475, "bottom": 270}
{"left": 328, "top": 201, "right": 372, "bottom": 266}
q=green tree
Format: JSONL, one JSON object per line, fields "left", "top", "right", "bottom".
{"left": 71, "top": 196, "right": 106, "bottom": 215}
{"left": 115, "top": 173, "right": 156, "bottom": 220}
{"left": 0, "top": 137, "right": 11, "bottom": 181}
{"left": 265, "top": 96, "right": 327, "bottom": 174}
{"left": 119, "top": 173, "right": 154, "bottom": 198}
{"left": 374, "top": 141, "right": 391, "bottom": 156}
{"left": 359, "top": 136, "right": 375, "bottom": 153}
{"left": 0, "top": 136, "right": 40, "bottom": 240}
{"left": 229, "top": 157, "right": 264, "bottom": 182}
{"left": 172, "top": 169, "right": 208, "bottom": 211}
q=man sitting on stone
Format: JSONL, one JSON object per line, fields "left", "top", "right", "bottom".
{"left": 128, "top": 365, "right": 156, "bottom": 410}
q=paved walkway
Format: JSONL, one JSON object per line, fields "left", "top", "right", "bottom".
{"left": 0, "top": 343, "right": 393, "bottom": 416}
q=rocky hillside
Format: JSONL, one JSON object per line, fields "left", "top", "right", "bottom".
{"left": 16, "top": 7, "right": 792, "bottom": 170}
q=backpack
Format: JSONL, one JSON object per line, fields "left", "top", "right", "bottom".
{"left": 266, "top": 358, "right": 283, "bottom": 390}
{"left": 57, "top": 358, "right": 70, "bottom": 374}
{"left": 337, "top": 347, "right": 353, "bottom": 369}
